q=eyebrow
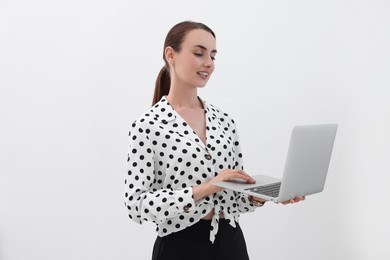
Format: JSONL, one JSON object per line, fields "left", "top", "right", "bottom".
{"left": 193, "top": 44, "right": 217, "bottom": 53}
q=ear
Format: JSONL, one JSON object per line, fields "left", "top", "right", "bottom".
{"left": 165, "top": 46, "right": 175, "bottom": 65}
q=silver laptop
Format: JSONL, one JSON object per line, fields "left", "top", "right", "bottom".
{"left": 214, "top": 124, "right": 338, "bottom": 203}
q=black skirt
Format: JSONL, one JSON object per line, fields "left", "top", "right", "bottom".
{"left": 151, "top": 219, "right": 250, "bottom": 260}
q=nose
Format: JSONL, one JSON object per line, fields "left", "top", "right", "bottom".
{"left": 204, "top": 56, "right": 214, "bottom": 68}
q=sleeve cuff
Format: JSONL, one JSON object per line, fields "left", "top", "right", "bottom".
{"left": 176, "top": 187, "right": 195, "bottom": 213}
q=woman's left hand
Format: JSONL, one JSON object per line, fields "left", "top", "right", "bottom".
{"left": 251, "top": 196, "right": 305, "bottom": 205}
{"left": 279, "top": 196, "right": 305, "bottom": 205}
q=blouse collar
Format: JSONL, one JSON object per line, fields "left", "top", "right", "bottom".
{"left": 151, "top": 95, "right": 223, "bottom": 152}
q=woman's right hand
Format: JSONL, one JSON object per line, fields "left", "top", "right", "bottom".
{"left": 192, "top": 169, "right": 256, "bottom": 202}
{"left": 208, "top": 169, "right": 256, "bottom": 193}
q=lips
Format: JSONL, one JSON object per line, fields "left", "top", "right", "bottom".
{"left": 197, "top": 71, "right": 209, "bottom": 79}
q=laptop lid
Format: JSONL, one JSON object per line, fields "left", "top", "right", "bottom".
{"left": 277, "top": 124, "right": 338, "bottom": 202}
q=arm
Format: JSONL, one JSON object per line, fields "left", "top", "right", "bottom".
{"left": 124, "top": 122, "right": 195, "bottom": 225}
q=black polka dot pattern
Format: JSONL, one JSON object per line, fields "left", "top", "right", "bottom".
{"left": 124, "top": 96, "right": 259, "bottom": 243}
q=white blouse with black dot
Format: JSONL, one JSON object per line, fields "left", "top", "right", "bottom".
{"left": 124, "top": 96, "right": 258, "bottom": 243}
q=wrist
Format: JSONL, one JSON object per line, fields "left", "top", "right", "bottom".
{"left": 192, "top": 183, "right": 214, "bottom": 202}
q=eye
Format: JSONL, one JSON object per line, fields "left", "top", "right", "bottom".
{"left": 194, "top": 52, "right": 216, "bottom": 61}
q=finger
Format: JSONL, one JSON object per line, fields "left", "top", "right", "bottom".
{"left": 296, "top": 196, "right": 305, "bottom": 203}
{"left": 237, "top": 170, "right": 249, "bottom": 176}
{"left": 282, "top": 199, "right": 294, "bottom": 205}
{"left": 230, "top": 172, "right": 256, "bottom": 183}
{"left": 236, "top": 170, "right": 256, "bottom": 182}
{"left": 251, "top": 196, "right": 267, "bottom": 203}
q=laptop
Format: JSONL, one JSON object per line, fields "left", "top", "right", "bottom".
{"left": 214, "top": 124, "right": 338, "bottom": 203}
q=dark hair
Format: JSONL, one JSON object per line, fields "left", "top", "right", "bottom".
{"left": 152, "top": 21, "right": 216, "bottom": 106}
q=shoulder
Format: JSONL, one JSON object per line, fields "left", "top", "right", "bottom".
{"left": 129, "top": 108, "right": 155, "bottom": 128}
{"left": 128, "top": 96, "right": 172, "bottom": 132}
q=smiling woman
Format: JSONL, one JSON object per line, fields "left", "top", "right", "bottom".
{"left": 124, "top": 21, "right": 303, "bottom": 260}
{"left": 152, "top": 22, "right": 216, "bottom": 106}
{"left": 164, "top": 29, "right": 216, "bottom": 92}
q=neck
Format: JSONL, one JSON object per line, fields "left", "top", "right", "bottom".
{"left": 167, "top": 84, "right": 202, "bottom": 110}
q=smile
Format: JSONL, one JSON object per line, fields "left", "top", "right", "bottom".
{"left": 197, "top": 72, "right": 209, "bottom": 78}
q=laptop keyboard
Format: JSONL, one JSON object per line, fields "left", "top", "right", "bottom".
{"left": 244, "top": 182, "right": 282, "bottom": 198}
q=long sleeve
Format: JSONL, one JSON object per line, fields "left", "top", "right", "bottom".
{"left": 124, "top": 121, "right": 196, "bottom": 225}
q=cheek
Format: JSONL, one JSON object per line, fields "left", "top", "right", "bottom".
{"left": 178, "top": 56, "right": 196, "bottom": 72}
{"left": 187, "top": 57, "right": 200, "bottom": 70}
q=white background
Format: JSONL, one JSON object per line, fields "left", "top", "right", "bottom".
{"left": 1, "top": 0, "right": 389, "bottom": 259}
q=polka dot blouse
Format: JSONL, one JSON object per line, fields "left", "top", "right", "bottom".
{"left": 124, "top": 96, "right": 259, "bottom": 243}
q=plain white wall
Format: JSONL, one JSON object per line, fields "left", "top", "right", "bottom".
{"left": 1, "top": 0, "right": 389, "bottom": 259}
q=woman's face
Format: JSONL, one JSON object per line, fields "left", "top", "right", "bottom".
{"left": 168, "top": 29, "right": 217, "bottom": 89}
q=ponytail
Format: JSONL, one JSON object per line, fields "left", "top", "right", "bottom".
{"left": 152, "top": 66, "right": 170, "bottom": 106}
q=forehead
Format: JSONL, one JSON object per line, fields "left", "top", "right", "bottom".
{"left": 182, "top": 29, "right": 217, "bottom": 50}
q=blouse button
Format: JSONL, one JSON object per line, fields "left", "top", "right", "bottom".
{"left": 183, "top": 204, "right": 191, "bottom": 212}
{"left": 205, "top": 154, "right": 212, "bottom": 160}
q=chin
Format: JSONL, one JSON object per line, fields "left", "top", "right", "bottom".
{"left": 197, "top": 84, "right": 207, "bottom": 88}
{"left": 195, "top": 81, "right": 209, "bottom": 88}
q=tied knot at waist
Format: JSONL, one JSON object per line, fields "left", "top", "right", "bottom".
{"left": 209, "top": 204, "right": 236, "bottom": 243}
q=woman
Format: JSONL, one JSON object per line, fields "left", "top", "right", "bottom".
{"left": 124, "top": 21, "right": 304, "bottom": 260}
